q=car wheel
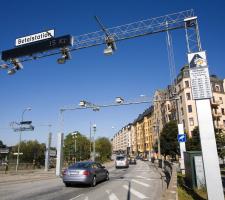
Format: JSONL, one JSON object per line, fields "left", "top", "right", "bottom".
{"left": 106, "top": 172, "right": 109, "bottom": 181}
{"left": 64, "top": 183, "right": 70, "bottom": 187}
{"left": 91, "top": 176, "right": 96, "bottom": 187}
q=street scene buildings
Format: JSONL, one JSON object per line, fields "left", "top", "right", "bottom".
{"left": 112, "top": 65, "right": 225, "bottom": 158}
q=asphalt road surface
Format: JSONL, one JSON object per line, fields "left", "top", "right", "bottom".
{"left": 0, "top": 160, "right": 165, "bottom": 200}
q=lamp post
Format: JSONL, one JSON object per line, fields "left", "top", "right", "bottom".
{"left": 72, "top": 132, "right": 78, "bottom": 163}
{"left": 92, "top": 124, "right": 96, "bottom": 161}
{"left": 16, "top": 107, "right": 32, "bottom": 172}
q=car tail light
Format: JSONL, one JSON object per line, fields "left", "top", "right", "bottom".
{"left": 83, "top": 170, "right": 90, "bottom": 176}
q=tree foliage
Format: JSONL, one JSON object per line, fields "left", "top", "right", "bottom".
{"left": 160, "top": 121, "right": 179, "bottom": 158}
{"left": 186, "top": 127, "right": 201, "bottom": 151}
{"left": 215, "top": 133, "right": 225, "bottom": 161}
{"left": 12, "top": 140, "right": 46, "bottom": 165}
{"left": 63, "top": 132, "right": 90, "bottom": 165}
{"left": 95, "top": 137, "right": 112, "bottom": 163}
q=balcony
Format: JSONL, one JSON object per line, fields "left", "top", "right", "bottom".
{"left": 214, "top": 124, "right": 224, "bottom": 130}
{"left": 212, "top": 111, "right": 222, "bottom": 119}
{"left": 211, "top": 100, "right": 223, "bottom": 107}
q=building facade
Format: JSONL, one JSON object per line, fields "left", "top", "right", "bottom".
{"left": 153, "top": 65, "right": 225, "bottom": 138}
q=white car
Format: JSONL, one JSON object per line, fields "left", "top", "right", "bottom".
{"left": 115, "top": 155, "right": 129, "bottom": 168}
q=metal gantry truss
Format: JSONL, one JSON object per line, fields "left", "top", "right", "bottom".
{"left": 1, "top": 9, "right": 201, "bottom": 67}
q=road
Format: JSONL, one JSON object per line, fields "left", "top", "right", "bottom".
{"left": 0, "top": 160, "right": 165, "bottom": 200}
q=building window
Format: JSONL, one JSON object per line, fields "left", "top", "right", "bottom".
{"left": 185, "top": 80, "right": 189, "bottom": 88}
{"left": 223, "top": 120, "right": 225, "bottom": 126}
{"left": 167, "top": 104, "right": 170, "bottom": 111}
{"left": 186, "top": 93, "right": 191, "bottom": 100}
{"left": 181, "top": 107, "right": 184, "bottom": 115}
{"left": 222, "top": 108, "right": 225, "bottom": 115}
{"left": 178, "top": 84, "right": 181, "bottom": 91}
{"left": 188, "top": 105, "right": 192, "bottom": 113}
{"left": 219, "top": 97, "right": 223, "bottom": 103}
{"left": 189, "top": 117, "right": 194, "bottom": 126}
{"left": 215, "top": 85, "right": 220, "bottom": 92}
{"left": 180, "top": 96, "right": 182, "bottom": 104}
{"left": 182, "top": 120, "right": 185, "bottom": 128}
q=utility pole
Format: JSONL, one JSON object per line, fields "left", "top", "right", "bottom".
{"left": 93, "top": 124, "right": 96, "bottom": 161}
{"left": 45, "top": 132, "right": 52, "bottom": 171}
{"left": 90, "top": 122, "right": 92, "bottom": 159}
{"left": 16, "top": 107, "right": 32, "bottom": 172}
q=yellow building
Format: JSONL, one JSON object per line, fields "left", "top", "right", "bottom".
{"left": 132, "top": 107, "right": 154, "bottom": 157}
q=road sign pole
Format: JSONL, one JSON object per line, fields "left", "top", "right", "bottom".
{"left": 196, "top": 99, "right": 224, "bottom": 199}
{"left": 178, "top": 124, "right": 186, "bottom": 175}
{"left": 56, "top": 133, "right": 64, "bottom": 176}
{"left": 45, "top": 132, "right": 52, "bottom": 172}
{"left": 187, "top": 50, "right": 224, "bottom": 199}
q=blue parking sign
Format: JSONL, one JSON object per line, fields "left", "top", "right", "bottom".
{"left": 177, "top": 134, "right": 186, "bottom": 142}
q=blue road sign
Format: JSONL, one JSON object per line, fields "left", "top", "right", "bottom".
{"left": 177, "top": 134, "right": 186, "bottom": 142}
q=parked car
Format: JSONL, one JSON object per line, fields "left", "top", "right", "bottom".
{"left": 129, "top": 156, "right": 136, "bottom": 165}
{"left": 115, "top": 155, "right": 129, "bottom": 168}
{"left": 62, "top": 161, "right": 109, "bottom": 187}
{"left": 135, "top": 155, "right": 142, "bottom": 160}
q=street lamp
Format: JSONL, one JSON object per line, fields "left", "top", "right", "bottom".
{"left": 115, "top": 97, "right": 124, "bottom": 104}
{"left": 92, "top": 124, "right": 96, "bottom": 161}
{"left": 72, "top": 132, "right": 78, "bottom": 163}
{"left": 16, "top": 107, "right": 32, "bottom": 172}
{"left": 57, "top": 48, "right": 71, "bottom": 64}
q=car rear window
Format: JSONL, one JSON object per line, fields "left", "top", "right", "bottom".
{"left": 116, "top": 156, "right": 125, "bottom": 160}
{"left": 69, "top": 162, "right": 91, "bottom": 169}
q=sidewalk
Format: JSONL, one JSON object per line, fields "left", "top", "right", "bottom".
{"left": 0, "top": 168, "right": 57, "bottom": 184}
{"left": 0, "top": 161, "right": 115, "bottom": 184}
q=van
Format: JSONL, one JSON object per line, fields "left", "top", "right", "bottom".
{"left": 115, "top": 155, "right": 129, "bottom": 168}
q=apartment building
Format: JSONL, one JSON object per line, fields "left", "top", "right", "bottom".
{"left": 132, "top": 107, "right": 154, "bottom": 157}
{"left": 153, "top": 65, "right": 225, "bottom": 138}
{"left": 176, "top": 66, "right": 225, "bottom": 136}
{"left": 112, "top": 124, "right": 132, "bottom": 154}
{"left": 153, "top": 87, "right": 177, "bottom": 143}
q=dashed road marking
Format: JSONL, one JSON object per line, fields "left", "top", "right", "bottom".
{"left": 106, "top": 189, "right": 119, "bottom": 200}
{"left": 136, "top": 175, "right": 155, "bottom": 181}
{"left": 69, "top": 193, "right": 84, "bottom": 200}
{"left": 131, "top": 179, "right": 150, "bottom": 187}
{"left": 123, "top": 185, "right": 149, "bottom": 199}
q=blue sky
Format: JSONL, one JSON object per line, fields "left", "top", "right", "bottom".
{"left": 0, "top": 0, "right": 224, "bottom": 146}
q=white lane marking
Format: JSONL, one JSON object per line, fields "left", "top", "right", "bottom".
{"left": 136, "top": 175, "right": 155, "bottom": 181}
{"left": 84, "top": 197, "right": 89, "bottom": 200}
{"left": 123, "top": 185, "right": 149, "bottom": 199}
{"left": 109, "top": 193, "right": 119, "bottom": 200}
{"left": 69, "top": 193, "right": 84, "bottom": 200}
{"left": 131, "top": 179, "right": 150, "bottom": 187}
{"left": 136, "top": 170, "right": 151, "bottom": 172}
{"left": 106, "top": 189, "right": 111, "bottom": 194}
{"left": 106, "top": 189, "right": 119, "bottom": 200}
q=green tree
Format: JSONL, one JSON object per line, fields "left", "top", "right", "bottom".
{"left": 186, "top": 127, "right": 201, "bottom": 151}
{"left": 95, "top": 137, "right": 112, "bottom": 163}
{"left": 63, "top": 132, "right": 90, "bottom": 165}
{"left": 160, "top": 121, "right": 179, "bottom": 158}
{"left": 215, "top": 133, "right": 225, "bottom": 163}
{"left": 13, "top": 140, "right": 46, "bottom": 165}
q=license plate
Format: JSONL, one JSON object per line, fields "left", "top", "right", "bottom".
{"left": 69, "top": 171, "right": 79, "bottom": 175}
